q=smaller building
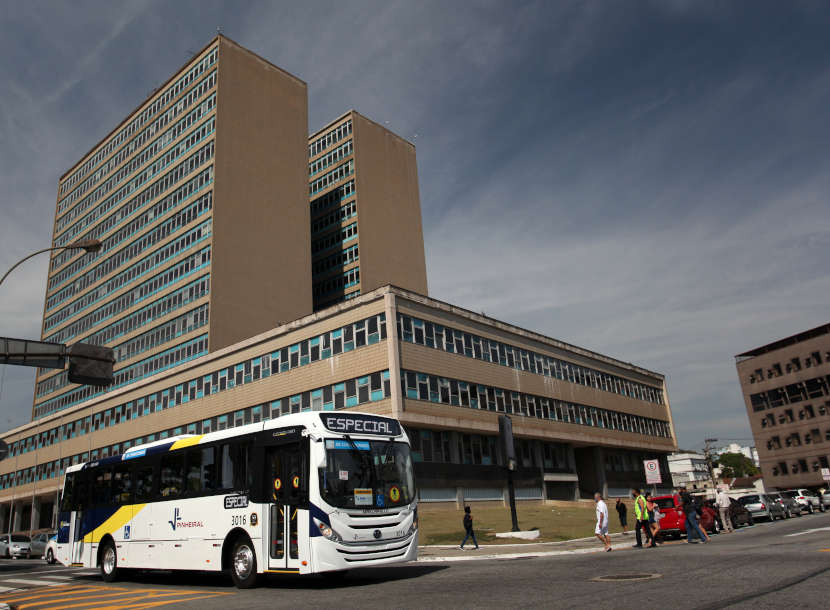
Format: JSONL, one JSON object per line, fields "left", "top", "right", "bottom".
{"left": 668, "top": 452, "right": 710, "bottom": 489}
{"left": 716, "top": 442, "right": 760, "bottom": 467}
{"left": 735, "top": 322, "right": 830, "bottom": 489}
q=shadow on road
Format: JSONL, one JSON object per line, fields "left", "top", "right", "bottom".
{"left": 72, "top": 564, "right": 448, "bottom": 590}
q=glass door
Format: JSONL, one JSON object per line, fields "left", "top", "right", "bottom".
{"left": 266, "top": 444, "right": 304, "bottom": 571}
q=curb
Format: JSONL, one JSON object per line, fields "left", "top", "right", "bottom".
{"left": 418, "top": 546, "right": 610, "bottom": 563}
{"left": 419, "top": 531, "right": 631, "bottom": 549}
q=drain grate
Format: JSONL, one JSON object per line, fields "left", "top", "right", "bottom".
{"left": 592, "top": 573, "right": 661, "bottom": 582}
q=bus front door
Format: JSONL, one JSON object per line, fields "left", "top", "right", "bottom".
{"left": 67, "top": 510, "right": 85, "bottom": 565}
{"left": 267, "top": 444, "right": 303, "bottom": 572}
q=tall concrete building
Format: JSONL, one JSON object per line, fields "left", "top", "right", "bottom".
{"left": 308, "top": 111, "right": 427, "bottom": 310}
{"left": 33, "top": 36, "right": 311, "bottom": 422}
{"left": 736, "top": 323, "right": 830, "bottom": 489}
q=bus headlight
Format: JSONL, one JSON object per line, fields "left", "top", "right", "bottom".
{"left": 407, "top": 513, "right": 418, "bottom": 535}
{"left": 314, "top": 518, "right": 342, "bottom": 543}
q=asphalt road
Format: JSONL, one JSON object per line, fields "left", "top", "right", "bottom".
{"left": 2, "top": 511, "right": 829, "bottom": 609}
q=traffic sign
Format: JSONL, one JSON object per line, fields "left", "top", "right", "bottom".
{"left": 644, "top": 459, "right": 662, "bottom": 484}
{"left": 821, "top": 467, "right": 830, "bottom": 482}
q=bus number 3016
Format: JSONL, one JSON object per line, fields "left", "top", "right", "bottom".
{"left": 231, "top": 514, "right": 247, "bottom": 526}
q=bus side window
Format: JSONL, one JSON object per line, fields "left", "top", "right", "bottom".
{"left": 186, "top": 447, "right": 216, "bottom": 494}
{"left": 112, "top": 465, "right": 132, "bottom": 505}
{"left": 92, "top": 468, "right": 113, "bottom": 506}
{"left": 74, "top": 472, "right": 90, "bottom": 511}
{"left": 219, "top": 444, "right": 248, "bottom": 491}
{"left": 134, "top": 465, "right": 155, "bottom": 502}
{"left": 60, "top": 473, "right": 75, "bottom": 512}
{"left": 160, "top": 453, "right": 184, "bottom": 498}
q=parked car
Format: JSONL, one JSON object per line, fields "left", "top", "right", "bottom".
{"left": 782, "top": 489, "right": 821, "bottom": 514}
{"left": 0, "top": 534, "right": 32, "bottom": 559}
{"left": 768, "top": 492, "right": 802, "bottom": 518}
{"left": 29, "top": 532, "right": 55, "bottom": 559}
{"left": 737, "top": 494, "right": 786, "bottom": 521}
{"left": 821, "top": 489, "right": 830, "bottom": 511}
{"left": 651, "top": 494, "right": 718, "bottom": 538}
{"left": 43, "top": 535, "right": 58, "bottom": 565}
{"left": 723, "top": 497, "right": 754, "bottom": 529}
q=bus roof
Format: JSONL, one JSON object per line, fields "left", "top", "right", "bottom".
{"left": 63, "top": 411, "right": 405, "bottom": 473}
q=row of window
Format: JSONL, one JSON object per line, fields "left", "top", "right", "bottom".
{"left": 309, "top": 138, "right": 352, "bottom": 177}
{"left": 749, "top": 375, "right": 830, "bottom": 412}
{"left": 310, "top": 199, "right": 356, "bottom": 236}
{"left": 47, "top": 216, "right": 212, "bottom": 320}
{"left": 308, "top": 120, "right": 352, "bottom": 159}
{"left": 54, "top": 95, "right": 216, "bottom": 241}
{"left": 747, "top": 350, "right": 828, "bottom": 384}
{"left": 401, "top": 370, "right": 672, "bottom": 438}
{"left": 309, "top": 180, "right": 354, "bottom": 215}
{"left": 34, "top": 335, "right": 209, "bottom": 419}
{"left": 37, "top": 304, "right": 210, "bottom": 398}
{"left": 1, "top": 369, "right": 390, "bottom": 492}
{"left": 53, "top": 129, "right": 215, "bottom": 254}
{"left": 23, "top": 312, "right": 386, "bottom": 439}
{"left": 312, "top": 244, "right": 358, "bottom": 276}
{"left": 770, "top": 455, "right": 830, "bottom": 477}
{"left": 309, "top": 159, "right": 354, "bottom": 196}
{"left": 46, "top": 166, "right": 213, "bottom": 317}
{"left": 759, "top": 400, "right": 830, "bottom": 429}
{"left": 312, "top": 267, "right": 360, "bottom": 300}
{"left": 311, "top": 222, "right": 357, "bottom": 255}
{"left": 398, "top": 314, "right": 665, "bottom": 406}
{"left": 50, "top": 184, "right": 213, "bottom": 294}
{"left": 59, "top": 48, "right": 217, "bottom": 200}
{"left": 766, "top": 427, "right": 830, "bottom": 451}
{"left": 47, "top": 275, "right": 209, "bottom": 357}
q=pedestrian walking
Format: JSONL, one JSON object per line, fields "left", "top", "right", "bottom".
{"left": 645, "top": 493, "right": 661, "bottom": 547}
{"left": 594, "top": 492, "right": 612, "bottom": 552}
{"left": 716, "top": 489, "right": 733, "bottom": 533}
{"left": 459, "top": 506, "right": 479, "bottom": 550}
{"left": 615, "top": 498, "right": 628, "bottom": 534}
{"left": 680, "top": 489, "right": 707, "bottom": 543}
{"left": 631, "top": 488, "right": 652, "bottom": 548}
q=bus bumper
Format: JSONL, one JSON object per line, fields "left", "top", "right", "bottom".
{"left": 311, "top": 530, "right": 418, "bottom": 572}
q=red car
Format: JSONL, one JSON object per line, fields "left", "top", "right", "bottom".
{"left": 651, "top": 494, "right": 718, "bottom": 539}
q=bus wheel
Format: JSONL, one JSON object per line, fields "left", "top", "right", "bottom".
{"left": 230, "top": 538, "right": 259, "bottom": 589}
{"left": 46, "top": 549, "right": 55, "bottom": 565}
{"left": 100, "top": 541, "right": 119, "bottom": 582}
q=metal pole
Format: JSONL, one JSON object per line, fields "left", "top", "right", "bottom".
{"left": 507, "top": 468, "right": 519, "bottom": 532}
{"left": 0, "top": 240, "right": 102, "bottom": 289}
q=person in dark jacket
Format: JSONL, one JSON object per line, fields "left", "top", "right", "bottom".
{"left": 615, "top": 498, "right": 628, "bottom": 534}
{"left": 460, "top": 506, "right": 479, "bottom": 550}
{"left": 680, "top": 489, "right": 707, "bottom": 543}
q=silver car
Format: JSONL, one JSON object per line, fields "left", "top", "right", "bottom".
{"left": 29, "top": 532, "right": 54, "bottom": 559}
{"left": 0, "top": 534, "right": 32, "bottom": 559}
{"left": 782, "top": 489, "right": 822, "bottom": 514}
{"left": 821, "top": 489, "right": 830, "bottom": 510}
{"left": 737, "top": 494, "right": 786, "bottom": 521}
{"left": 768, "top": 492, "right": 802, "bottom": 518}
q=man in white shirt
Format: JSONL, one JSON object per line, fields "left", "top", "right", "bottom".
{"left": 594, "top": 492, "right": 612, "bottom": 551}
{"left": 716, "top": 489, "right": 733, "bottom": 533}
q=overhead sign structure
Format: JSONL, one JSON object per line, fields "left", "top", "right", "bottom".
{"left": 644, "top": 459, "right": 662, "bottom": 485}
{"left": 0, "top": 337, "right": 114, "bottom": 386}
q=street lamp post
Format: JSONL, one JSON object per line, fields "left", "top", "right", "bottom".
{"left": 0, "top": 238, "right": 102, "bottom": 289}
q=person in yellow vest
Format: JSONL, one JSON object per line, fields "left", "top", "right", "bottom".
{"left": 631, "top": 488, "right": 652, "bottom": 548}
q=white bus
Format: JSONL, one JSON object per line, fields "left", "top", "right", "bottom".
{"left": 55, "top": 411, "right": 417, "bottom": 587}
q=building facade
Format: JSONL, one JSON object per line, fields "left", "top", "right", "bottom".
{"left": 735, "top": 323, "right": 830, "bottom": 489}
{"left": 1, "top": 286, "right": 676, "bottom": 532}
{"left": 34, "top": 36, "right": 311, "bottom": 422}
{"left": 668, "top": 452, "right": 710, "bottom": 489}
{"left": 308, "top": 111, "right": 428, "bottom": 310}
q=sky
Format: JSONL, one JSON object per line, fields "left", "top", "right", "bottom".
{"left": 0, "top": 1, "right": 829, "bottom": 450}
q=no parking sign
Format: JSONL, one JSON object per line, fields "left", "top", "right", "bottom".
{"left": 643, "top": 459, "right": 662, "bottom": 484}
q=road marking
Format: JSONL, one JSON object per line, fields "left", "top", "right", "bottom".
{"left": 783, "top": 526, "right": 830, "bottom": 537}
{"left": 0, "top": 584, "right": 234, "bottom": 610}
{"left": 1, "top": 578, "right": 66, "bottom": 587}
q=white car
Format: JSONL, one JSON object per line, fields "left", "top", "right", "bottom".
{"left": 43, "top": 535, "right": 58, "bottom": 565}
{"left": 782, "top": 489, "right": 822, "bottom": 514}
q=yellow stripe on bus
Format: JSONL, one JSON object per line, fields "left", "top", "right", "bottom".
{"left": 169, "top": 435, "right": 204, "bottom": 450}
{"left": 82, "top": 504, "right": 146, "bottom": 543}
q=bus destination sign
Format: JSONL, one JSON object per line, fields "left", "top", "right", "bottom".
{"left": 320, "top": 413, "right": 401, "bottom": 436}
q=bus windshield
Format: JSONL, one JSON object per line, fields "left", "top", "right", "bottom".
{"left": 319, "top": 439, "right": 415, "bottom": 509}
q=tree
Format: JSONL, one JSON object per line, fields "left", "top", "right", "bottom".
{"left": 716, "top": 452, "right": 759, "bottom": 478}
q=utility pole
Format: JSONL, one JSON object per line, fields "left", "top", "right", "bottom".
{"left": 703, "top": 438, "right": 718, "bottom": 490}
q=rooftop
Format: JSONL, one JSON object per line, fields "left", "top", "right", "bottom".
{"left": 735, "top": 322, "right": 830, "bottom": 360}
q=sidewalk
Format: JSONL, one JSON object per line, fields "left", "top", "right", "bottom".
{"left": 417, "top": 532, "right": 643, "bottom": 562}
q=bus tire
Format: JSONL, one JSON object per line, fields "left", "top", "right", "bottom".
{"left": 230, "top": 537, "right": 259, "bottom": 589}
{"left": 99, "top": 539, "right": 119, "bottom": 582}
{"left": 46, "top": 549, "right": 55, "bottom": 565}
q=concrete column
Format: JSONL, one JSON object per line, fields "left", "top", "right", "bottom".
{"left": 0, "top": 504, "right": 8, "bottom": 534}
{"left": 449, "top": 431, "right": 461, "bottom": 464}
{"left": 383, "top": 292, "right": 404, "bottom": 419}
{"left": 593, "top": 447, "right": 608, "bottom": 499}
{"left": 30, "top": 497, "right": 40, "bottom": 532}
{"left": 11, "top": 502, "right": 21, "bottom": 532}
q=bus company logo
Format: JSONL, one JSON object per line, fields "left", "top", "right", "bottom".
{"left": 224, "top": 494, "right": 249, "bottom": 509}
{"left": 168, "top": 507, "right": 204, "bottom": 531}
